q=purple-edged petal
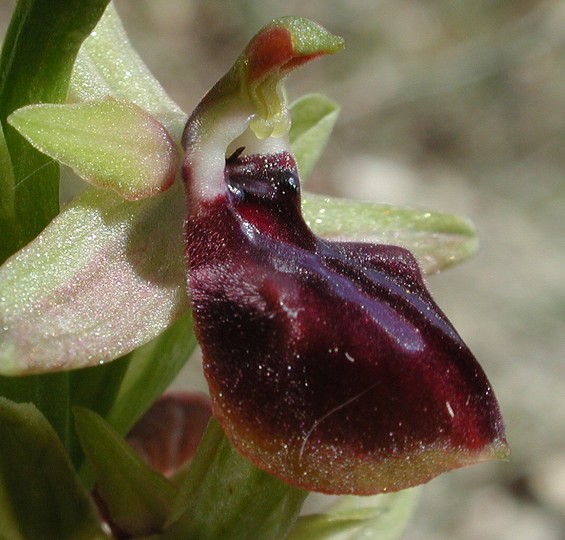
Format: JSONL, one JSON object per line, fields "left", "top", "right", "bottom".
{"left": 0, "top": 184, "right": 187, "bottom": 375}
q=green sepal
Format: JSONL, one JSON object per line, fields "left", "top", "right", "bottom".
{"left": 287, "top": 489, "right": 419, "bottom": 540}
{"left": 70, "top": 3, "right": 187, "bottom": 141}
{"left": 0, "top": 183, "right": 188, "bottom": 376}
{"left": 74, "top": 406, "right": 177, "bottom": 537}
{"left": 0, "top": 398, "right": 107, "bottom": 540}
{"left": 289, "top": 94, "right": 340, "bottom": 181}
{"left": 9, "top": 99, "right": 178, "bottom": 201}
{"left": 303, "top": 194, "right": 478, "bottom": 274}
{"left": 163, "top": 419, "right": 307, "bottom": 540}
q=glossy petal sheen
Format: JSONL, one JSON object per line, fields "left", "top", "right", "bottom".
{"left": 185, "top": 152, "right": 508, "bottom": 495}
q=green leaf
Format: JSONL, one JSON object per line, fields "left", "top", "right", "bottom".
{"left": 9, "top": 99, "right": 178, "bottom": 201}
{"left": 287, "top": 489, "right": 419, "bottom": 540}
{"left": 0, "top": 183, "right": 188, "bottom": 375}
{"left": 0, "top": 0, "right": 112, "bottom": 477}
{"left": 303, "top": 194, "right": 478, "bottom": 274}
{"left": 68, "top": 355, "right": 131, "bottom": 466}
{"left": 0, "top": 121, "right": 18, "bottom": 259}
{"left": 70, "top": 3, "right": 187, "bottom": 141}
{"left": 163, "top": 419, "right": 307, "bottom": 540}
{"left": 0, "top": 399, "right": 107, "bottom": 540}
{"left": 74, "top": 406, "right": 177, "bottom": 537}
{"left": 0, "top": 0, "right": 111, "bottom": 260}
{"left": 75, "top": 312, "right": 196, "bottom": 486}
{"left": 289, "top": 94, "right": 340, "bottom": 181}
{"left": 105, "top": 311, "right": 197, "bottom": 437}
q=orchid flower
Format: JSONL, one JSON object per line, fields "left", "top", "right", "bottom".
{"left": 179, "top": 18, "right": 507, "bottom": 494}
{"left": 0, "top": 3, "right": 508, "bottom": 535}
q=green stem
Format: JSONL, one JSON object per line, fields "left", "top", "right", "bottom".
{"left": 0, "top": 0, "right": 111, "bottom": 263}
{"left": 0, "top": 372, "right": 70, "bottom": 448}
{"left": 164, "top": 419, "right": 308, "bottom": 540}
{"left": 0, "top": 0, "right": 111, "bottom": 452}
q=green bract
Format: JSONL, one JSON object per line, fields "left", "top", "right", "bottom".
{"left": 75, "top": 407, "right": 177, "bottom": 536}
{"left": 287, "top": 489, "right": 419, "bottom": 540}
{"left": 0, "top": 399, "right": 106, "bottom": 540}
{"left": 163, "top": 419, "right": 308, "bottom": 540}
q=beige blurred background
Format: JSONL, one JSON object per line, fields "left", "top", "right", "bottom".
{"left": 2, "top": 1, "right": 565, "bottom": 539}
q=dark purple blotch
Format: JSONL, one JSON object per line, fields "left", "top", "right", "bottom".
{"left": 184, "top": 151, "right": 508, "bottom": 494}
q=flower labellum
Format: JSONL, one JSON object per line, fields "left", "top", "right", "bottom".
{"left": 182, "top": 18, "right": 508, "bottom": 494}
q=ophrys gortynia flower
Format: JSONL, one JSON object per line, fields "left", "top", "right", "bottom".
{"left": 0, "top": 9, "right": 508, "bottom": 498}
{"left": 182, "top": 18, "right": 509, "bottom": 495}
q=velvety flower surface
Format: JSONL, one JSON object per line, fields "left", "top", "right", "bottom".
{"left": 184, "top": 149, "right": 508, "bottom": 494}
{"left": 180, "top": 18, "right": 508, "bottom": 495}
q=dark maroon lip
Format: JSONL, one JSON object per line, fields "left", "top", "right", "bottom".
{"left": 182, "top": 150, "right": 507, "bottom": 494}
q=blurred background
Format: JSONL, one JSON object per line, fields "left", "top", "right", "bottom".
{"left": 2, "top": 1, "right": 565, "bottom": 538}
